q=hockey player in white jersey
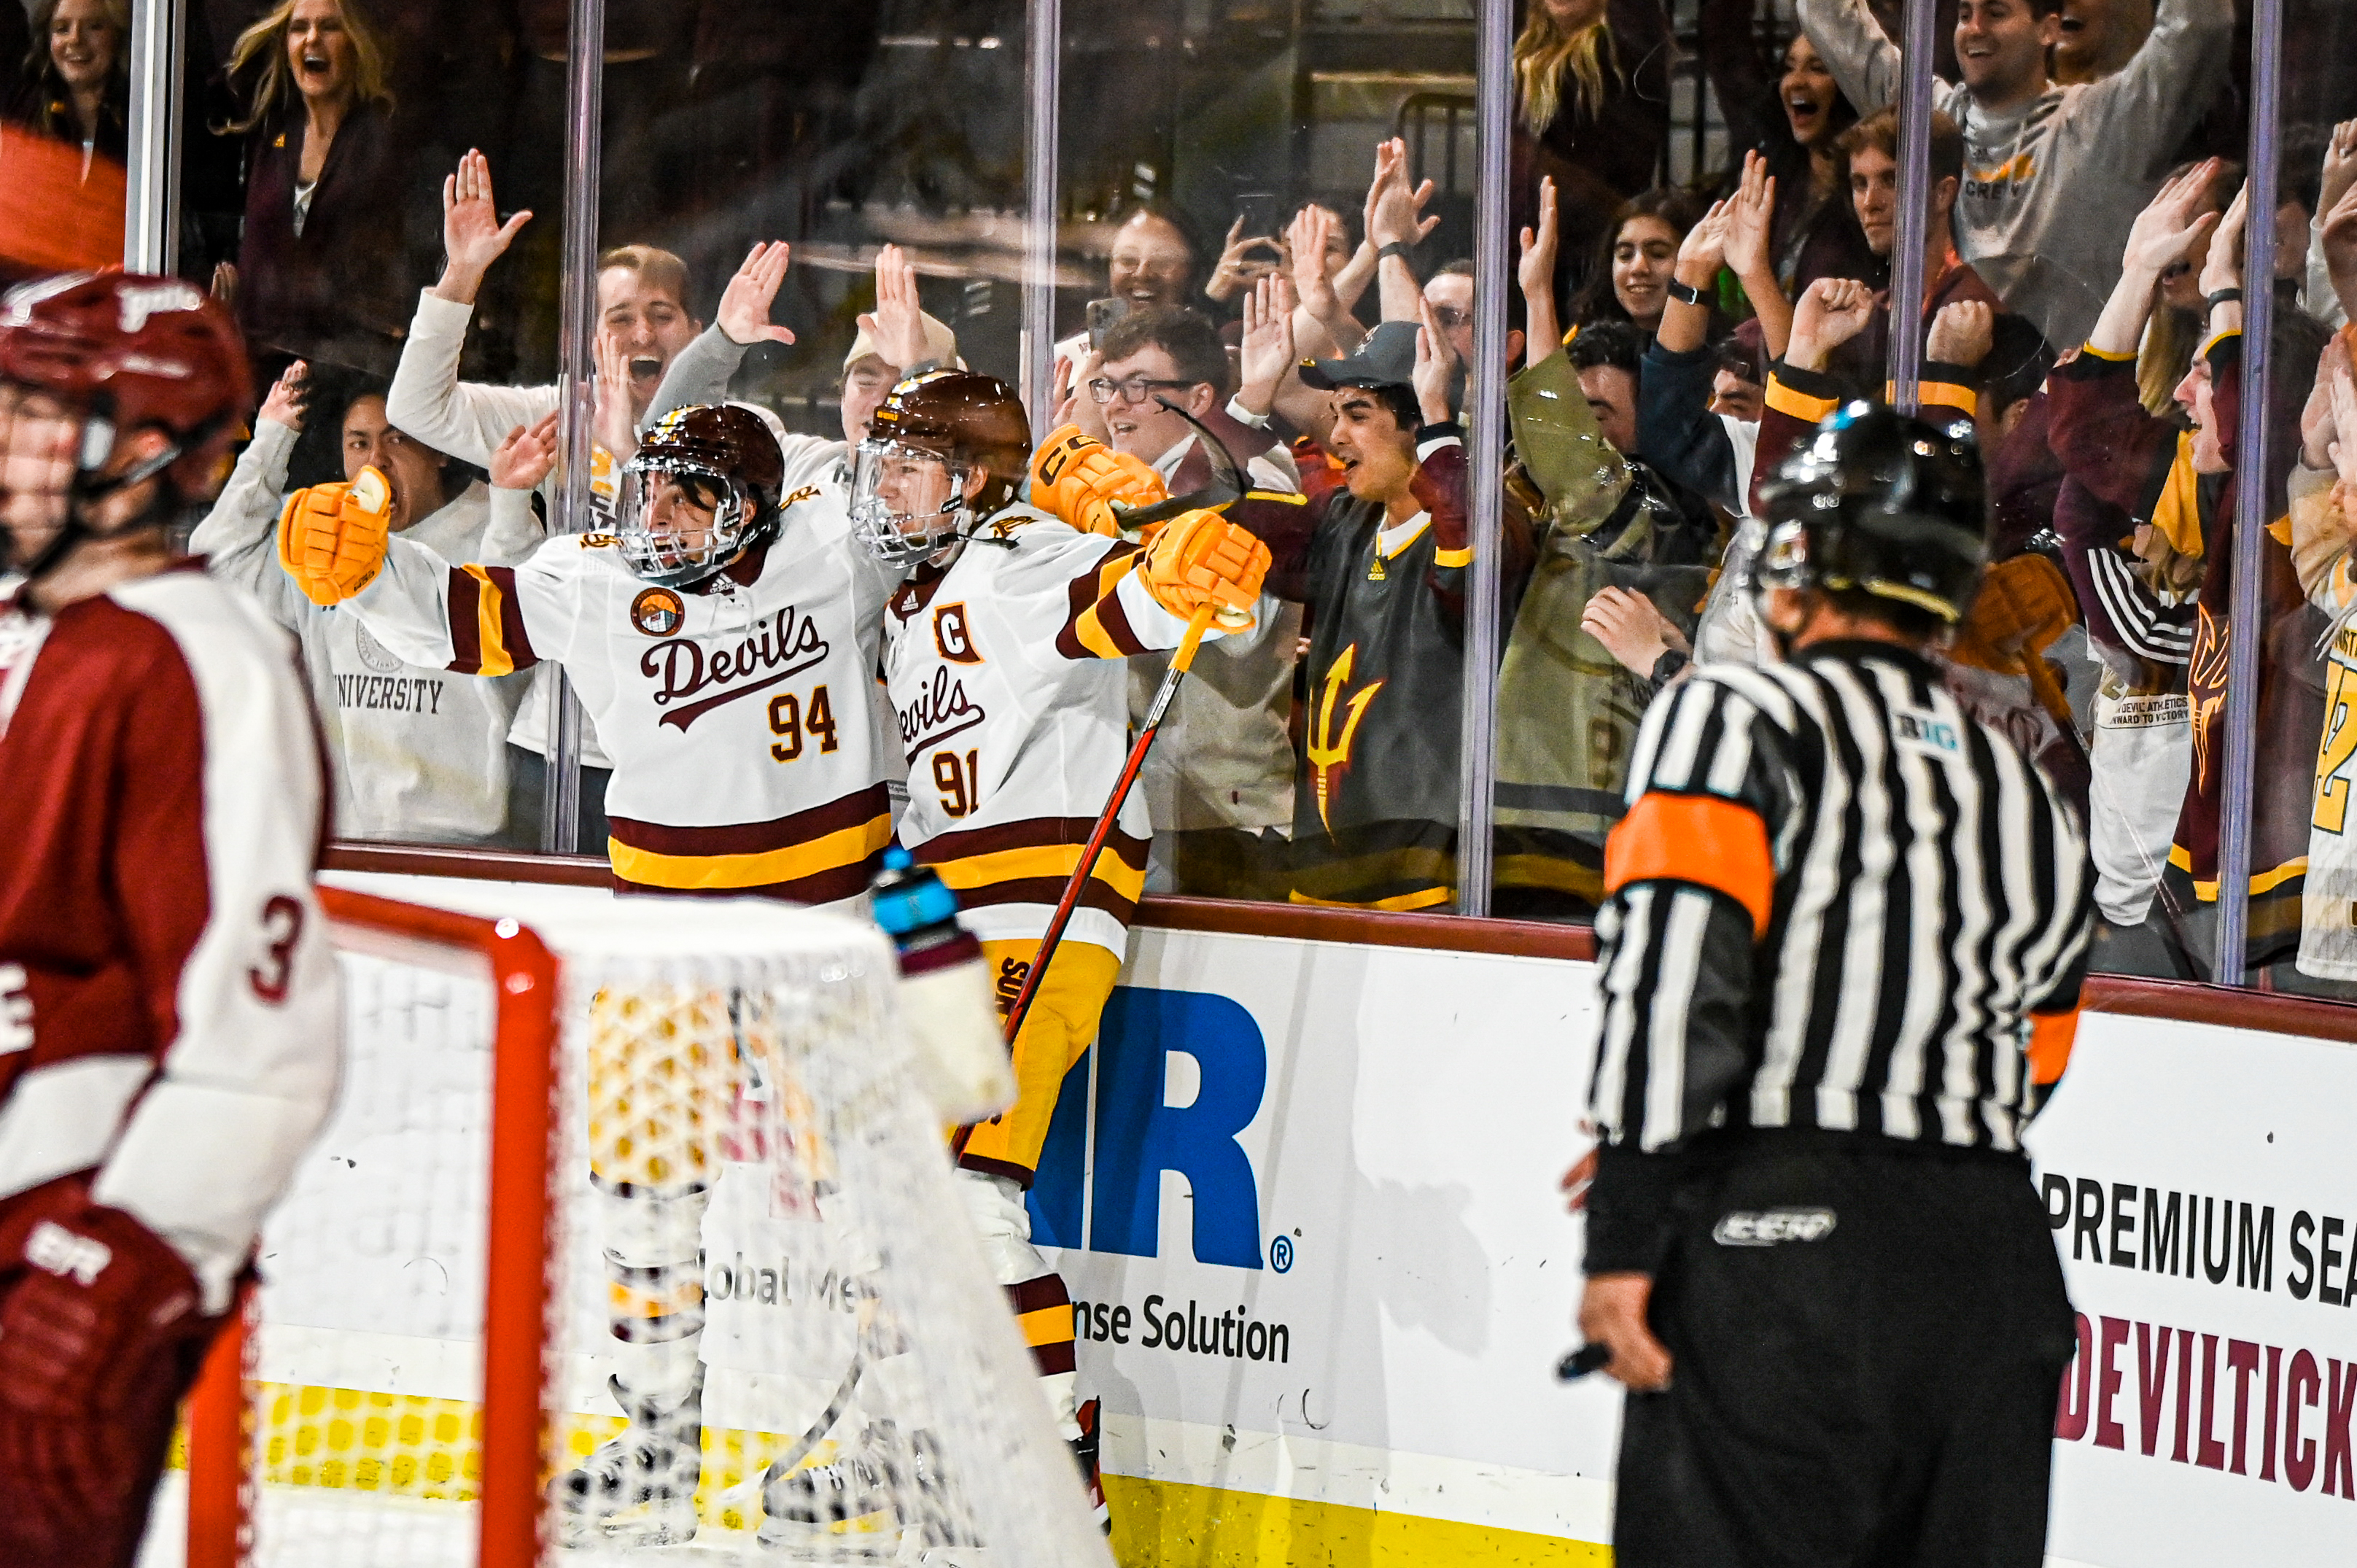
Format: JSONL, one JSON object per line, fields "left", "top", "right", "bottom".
{"left": 279, "top": 400, "right": 906, "bottom": 1543}
{"left": 843, "top": 368, "right": 1269, "bottom": 1526}
{"left": 191, "top": 362, "right": 545, "bottom": 843}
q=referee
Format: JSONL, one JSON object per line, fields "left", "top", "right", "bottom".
{"left": 1576, "top": 403, "right": 2094, "bottom": 1567}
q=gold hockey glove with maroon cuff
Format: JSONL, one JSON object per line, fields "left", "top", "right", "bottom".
{"left": 1141, "top": 509, "right": 1270, "bottom": 627}
{"left": 1031, "top": 425, "right": 1168, "bottom": 537}
{"left": 0, "top": 1191, "right": 203, "bottom": 1418}
{"left": 277, "top": 465, "right": 392, "bottom": 605}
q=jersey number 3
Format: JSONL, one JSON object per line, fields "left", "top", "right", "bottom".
{"left": 249, "top": 894, "right": 305, "bottom": 1005}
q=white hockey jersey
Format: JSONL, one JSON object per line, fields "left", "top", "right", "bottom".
{"left": 885, "top": 506, "right": 1228, "bottom": 956}
{"left": 348, "top": 489, "right": 901, "bottom": 902}
{"left": 190, "top": 419, "right": 541, "bottom": 843}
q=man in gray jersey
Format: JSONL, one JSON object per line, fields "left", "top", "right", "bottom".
{"left": 1573, "top": 403, "right": 2094, "bottom": 1567}
{"left": 1799, "top": 0, "right": 2231, "bottom": 349}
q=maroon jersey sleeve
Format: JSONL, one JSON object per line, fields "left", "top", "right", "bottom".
{"left": 0, "top": 570, "right": 341, "bottom": 1312}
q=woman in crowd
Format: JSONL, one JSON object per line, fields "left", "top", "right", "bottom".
{"left": 1757, "top": 32, "right": 1876, "bottom": 297}
{"left": 8, "top": 0, "right": 128, "bottom": 173}
{"left": 1568, "top": 187, "right": 1704, "bottom": 338}
{"left": 216, "top": 0, "right": 421, "bottom": 377}
{"left": 1510, "top": 0, "right": 1672, "bottom": 307}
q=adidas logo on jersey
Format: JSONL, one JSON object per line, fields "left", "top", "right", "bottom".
{"left": 1712, "top": 1208, "right": 1837, "bottom": 1247}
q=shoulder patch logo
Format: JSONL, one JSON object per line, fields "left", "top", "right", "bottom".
{"left": 933, "top": 602, "right": 982, "bottom": 664}
{"left": 580, "top": 532, "right": 618, "bottom": 548}
{"left": 631, "top": 586, "right": 686, "bottom": 638}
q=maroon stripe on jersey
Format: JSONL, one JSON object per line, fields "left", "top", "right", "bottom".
{"left": 1028, "top": 1339, "right": 1078, "bottom": 1377}
{"left": 952, "top": 875, "right": 1138, "bottom": 925}
{"left": 484, "top": 567, "right": 538, "bottom": 669}
{"left": 1007, "top": 1274, "right": 1071, "bottom": 1316}
{"left": 915, "top": 817, "right": 1149, "bottom": 870}
{"left": 447, "top": 567, "right": 486, "bottom": 673}
{"left": 959, "top": 1149, "right": 1044, "bottom": 1186}
{"left": 1092, "top": 576, "right": 1147, "bottom": 657}
{"left": 1052, "top": 544, "right": 1146, "bottom": 661}
{"left": 606, "top": 784, "right": 891, "bottom": 857}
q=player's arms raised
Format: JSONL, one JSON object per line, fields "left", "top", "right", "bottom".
{"left": 278, "top": 467, "right": 582, "bottom": 676}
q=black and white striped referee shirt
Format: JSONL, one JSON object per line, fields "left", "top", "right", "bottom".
{"left": 1583, "top": 640, "right": 2094, "bottom": 1274}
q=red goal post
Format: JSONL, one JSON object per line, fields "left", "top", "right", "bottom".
{"left": 184, "top": 884, "right": 561, "bottom": 1568}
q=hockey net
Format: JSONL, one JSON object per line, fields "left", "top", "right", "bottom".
{"left": 179, "top": 873, "right": 1111, "bottom": 1568}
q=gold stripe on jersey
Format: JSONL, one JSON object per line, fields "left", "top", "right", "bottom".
{"left": 1433, "top": 544, "right": 1474, "bottom": 568}
{"left": 933, "top": 839, "right": 1149, "bottom": 905}
{"left": 1017, "top": 1303, "right": 1077, "bottom": 1348}
{"left": 608, "top": 810, "right": 890, "bottom": 892}
{"left": 1062, "top": 547, "right": 1149, "bottom": 661}
{"left": 1765, "top": 374, "right": 1841, "bottom": 424}
{"left": 460, "top": 564, "right": 517, "bottom": 678}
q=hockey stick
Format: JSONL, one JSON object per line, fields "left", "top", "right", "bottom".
{"left": 713, "top": 1348, "right": 866, "bottom": 1516}
{"left": 998, "top": 601, "right": 1221, "bottom": 1047}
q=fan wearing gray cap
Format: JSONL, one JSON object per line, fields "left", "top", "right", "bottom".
{"left": 1230, "top": 298, "right": 1530, "bottom": 909}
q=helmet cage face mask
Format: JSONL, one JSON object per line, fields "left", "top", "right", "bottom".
{"left": 851, "top": 437, "right": 974, "bottom": 564}
{"left": 616, "top": 455, "right": 758, "bottom": 588}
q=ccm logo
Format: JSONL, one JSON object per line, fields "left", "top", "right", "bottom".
{"left": 1712, "top": 1207, "right": 1838, "bottom": 1247}
{"left": 26, "top": 1221, "right": 110, "bottom": 1286}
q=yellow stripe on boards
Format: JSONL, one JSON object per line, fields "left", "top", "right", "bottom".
{"left": 1106, "top": 1475, "right": 1612, "bottom": 1568}
{"left": 460, "top": 564, "right": 515, "bottom": 678}
{"left": 606, "top": 812, "right": 891, "bottom": 890}
{"left": 169, "top": 1381, "right": 864, "bottom": 1532}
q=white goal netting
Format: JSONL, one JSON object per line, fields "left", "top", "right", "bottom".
{"left": 196, "top": 872, "right": 1110, "bottom": 1568}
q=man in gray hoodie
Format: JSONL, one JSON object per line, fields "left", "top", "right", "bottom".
{"left": 1799, "top": 0, "right": 2232, "bottom": 351}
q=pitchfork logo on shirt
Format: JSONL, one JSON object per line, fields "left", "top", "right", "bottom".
{"left": 631, "top": 587, "right": 686, "bottom": 637}
{"left": 1305, "top": 643, "right": 1384, "bottom": 832}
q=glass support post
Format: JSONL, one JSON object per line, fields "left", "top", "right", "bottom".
{"left": 1022, "top": 0, "right": 1063, "bottom": 424}
{"left": 2212, "top": 0, "right": 2286, "bottom": 983}
{"left": 123, "top": 0, "right": 182, "bottom": 273}
{"left": 1454, "top": 0, "right": 1513, "bottom": 917}
{"left": 1887, "top": 0, "right": 1941, "bottom": 414}
{"left": 543, "top": 0, "right": 607, "bottom": 855}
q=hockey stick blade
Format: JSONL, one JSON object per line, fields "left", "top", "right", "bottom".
{"left": 1113, "top": 400, "right": 1247, "bottom": 531}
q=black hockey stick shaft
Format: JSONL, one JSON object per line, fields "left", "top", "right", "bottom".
{"left": 1001, "top": 602, "right": 1219, "bottom": 1046}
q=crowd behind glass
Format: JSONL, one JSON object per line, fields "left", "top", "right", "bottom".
{"left": 7, "top": 0, "right": 2356, "bottom": 988}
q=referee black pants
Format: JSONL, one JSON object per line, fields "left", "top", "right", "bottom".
{"left": 1613, "top": 1133, "right": 2076, "bottom": 1568}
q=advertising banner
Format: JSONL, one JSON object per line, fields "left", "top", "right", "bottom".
{"left": 1049, "top": 925, "right": 2357, "bottom": 1566}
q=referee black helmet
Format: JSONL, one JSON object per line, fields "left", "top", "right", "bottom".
{"left": 1755, "top": 400, "right": 1988, "bottom": 624}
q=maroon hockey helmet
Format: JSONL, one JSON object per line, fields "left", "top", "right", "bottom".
{"left": 616, "top": 403, "right": 791, "bottom": 588}
{"left": 852, "top": 370, "right": 1033, "bottom": 562}
{"left": 0, "top": 271, "right": 252, "bottom": 500}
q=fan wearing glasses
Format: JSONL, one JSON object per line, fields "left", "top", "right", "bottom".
{"left": 1077, "top": 306, "right": 1304, "bottom": 901}
{"left": 1421, "top": 261, "right": 1528, "bottom": 423}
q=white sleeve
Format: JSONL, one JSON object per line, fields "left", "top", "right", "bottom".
{"left": 348, "top": 529, "right": 585, "bottom": 674}
{"left": 91, "top": 584, "right": 344, "bottom": 1313}
{"left": 476, "top": 482, "right": 549, "bottom": 567}
{"left": 2307, "top": 215, "right": 2350, "bottom": 329}
{"left": 188, "top": 421, "right": 308, "bottom": 629}
{"left": 386, "top": 290, "right": 559, "bottom": 467}
{"left": 1795, "top": 0, "right": 1901, "bottom": 115}
{"left": 2076, "top": 0, "right": 2234, "bottom": 165}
